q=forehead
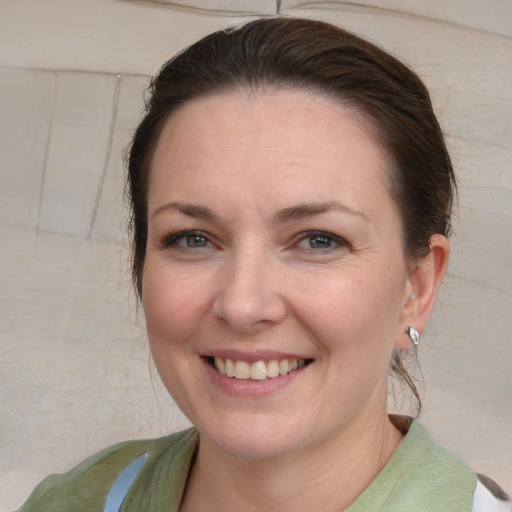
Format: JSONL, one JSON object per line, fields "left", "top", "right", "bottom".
{"left": 148, "top": 89, "right": 395, "bottom": 219}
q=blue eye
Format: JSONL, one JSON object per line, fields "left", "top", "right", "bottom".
{"left": 162, "top": 230, "right": 211, "bottom": 249}
{"left": 180, "top": 234, "right": 208, "bottom": 248}
{"left": 297, "top": 231, "right": 346, "bottom": 251}
{"left": 307, "top": 235, "right": 333, "bottom": 249}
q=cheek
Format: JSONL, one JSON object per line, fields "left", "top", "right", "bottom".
{"left": 142, "top": 263, "right": 209, "bottom": 348}
{"left": 292, "top": 268, "right": 405, "bottom": 357}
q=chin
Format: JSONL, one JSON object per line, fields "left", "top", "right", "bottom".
{"left": 197, "top": 415, "right": 311, "bottom": 461}
{"left": 210, "top": 434, "right": 297, "bottom": 461}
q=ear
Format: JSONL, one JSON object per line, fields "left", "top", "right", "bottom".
{"left": 395, "top": 234, "right": 450, "bottom": 349}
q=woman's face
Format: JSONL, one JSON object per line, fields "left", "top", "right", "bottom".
{"left": 143, "top": 90, "right": 415, "bottom": 460}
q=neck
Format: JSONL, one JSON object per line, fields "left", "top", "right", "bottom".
{"left": 180, "top": 412, "right": 404, "bottom": 512}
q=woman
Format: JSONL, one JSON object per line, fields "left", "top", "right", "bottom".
{"left": 18, "top": 17, "right": 510, "bottom": 512}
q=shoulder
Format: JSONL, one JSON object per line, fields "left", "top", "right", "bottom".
{"left": 350, "top": 418, "right": 504, "bottom": 511}
{"left": 408, "top": 424, "right": 511, "bottom": 511}
{"left": 383, "top": 419, "right": 511, "bottom": 512}
{"left": 16, "top": 428, "right": 198, "bottom": 512}
{"left": 389, "top": 419, "right": 478, "bottom": 509}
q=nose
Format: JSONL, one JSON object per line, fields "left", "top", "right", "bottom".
{"left": 212, "top": 251, "right": 287, "bottom": 334}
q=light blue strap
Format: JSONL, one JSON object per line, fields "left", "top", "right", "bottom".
{"left": 103, "top": 453, "right": 148, "bottom": 512}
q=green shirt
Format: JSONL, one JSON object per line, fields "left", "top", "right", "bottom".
{"left": 18, "top": 420, "right": 479, "bottom": 511}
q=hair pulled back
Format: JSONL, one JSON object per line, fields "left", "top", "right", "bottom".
{"left": 127, "top": 17, "right": 456, "bottom": 414}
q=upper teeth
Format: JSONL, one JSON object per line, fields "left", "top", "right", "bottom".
{"left": 214, "top": 357, "right": 305, "bottom": 380}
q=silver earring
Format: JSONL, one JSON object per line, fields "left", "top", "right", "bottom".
{"left": 405, "top": 326, "right": 420, "bottom": 347}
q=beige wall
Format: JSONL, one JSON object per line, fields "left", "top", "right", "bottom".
{"left": 1, "top": 1, "right": 511, "bottom": 509}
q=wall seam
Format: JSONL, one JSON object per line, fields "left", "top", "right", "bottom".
{"left": 35, "top": 71, "right": 58, "bottom": 240}
{"left": 123, "top": 0, "right": 275, "bottom": 17}
{"left": 87, "top": 74, "right": 122, "bottom": 241}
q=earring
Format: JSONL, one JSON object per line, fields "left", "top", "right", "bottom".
{"left": 405, "top": 326, "right": 421, "bottom": 347}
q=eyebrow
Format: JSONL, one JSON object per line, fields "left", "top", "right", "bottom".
{"left": 151, "top": 200, "right": 368, "bottom": 223}
{"left": 151, "top": 201, "right": 219, "bottom": 221}
{"left": 273, "top": 202, "right": 368, "bottom": 224}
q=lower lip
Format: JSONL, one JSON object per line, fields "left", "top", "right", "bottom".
{"left": 202, "top": 358, "right": 307, "bottom": 397}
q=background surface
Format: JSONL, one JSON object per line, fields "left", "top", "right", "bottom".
{"left": 1, "top": 1, "right": 511, "bottom": 509}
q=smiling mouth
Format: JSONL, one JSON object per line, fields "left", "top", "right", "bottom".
{"left": 211, "top": 357, "right": 311, "bottom": 380}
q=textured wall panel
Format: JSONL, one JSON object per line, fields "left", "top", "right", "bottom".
{"left": 280, "top": 0, "right": 512, "bottom": 37}
{"left": 131, "top": 0, "right": 277, "bottom": 14}
{"left": 0, "top": 0, "right": 247, "bottom": 75}
{"left": 0, "top": 69, "right": 55, "bottom": 228}
{"left": 38, "top": 73, "right": 117, "bottom": 238}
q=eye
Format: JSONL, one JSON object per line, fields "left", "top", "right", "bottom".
{"left": 161, "top": 230, "right": 212, "bottom": 249}
{"left": 180, "top": 234, "right": 209, "bottom": 248}
{"left": 296, "top": 231, "right": 347, "bottom": 251}
{"left": 305, "top": 234, "right": 334, "bottom": 249}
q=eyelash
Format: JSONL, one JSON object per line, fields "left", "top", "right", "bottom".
{"left": 159, "top": 229, "right": 348, "bottom": 253}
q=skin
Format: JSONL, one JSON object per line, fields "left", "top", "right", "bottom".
{"left": 142, "top": 90, "right": 449, "bottom": 511}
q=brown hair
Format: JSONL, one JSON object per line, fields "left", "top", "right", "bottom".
{"left": 127, "top": 17, "right": 456, "bottom": 414}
